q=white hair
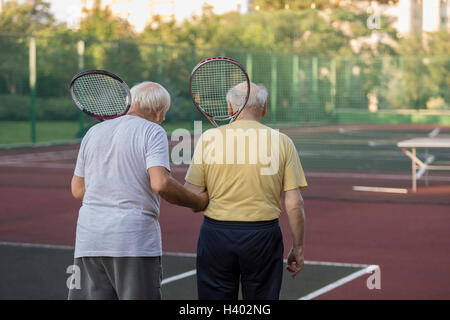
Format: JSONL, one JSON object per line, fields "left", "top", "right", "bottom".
{"left": 226, "top": 82, "right": 268, "bottom": 110}
{"left": 130, "top": 81, "right": 171, "bottom": 113}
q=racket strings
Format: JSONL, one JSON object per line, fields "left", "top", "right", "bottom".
{"left": 191, "top": 60, "right": 248, "bottom": 118}
{"left": 72, "top": 73, "right": 129, "bottom": 117}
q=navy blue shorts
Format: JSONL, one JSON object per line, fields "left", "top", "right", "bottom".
{"left": 196, "top": 216, "right": 284, "bottom": 300}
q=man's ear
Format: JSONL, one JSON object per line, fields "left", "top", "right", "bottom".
{"left": 156, "top": 108, "right": 166, "bottom": 124}
{"left": 262, "top": 102, "right": 267, "bottom": 118}
{"left": 227, "top": 102, "right": 234, "bottom": 116}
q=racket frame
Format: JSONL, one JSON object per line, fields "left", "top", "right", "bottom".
{"left": 189, "top": 57, "right": 250, "bottom": 127}
{"left": 70, "top": 69, "right": 132, "bottom": 122}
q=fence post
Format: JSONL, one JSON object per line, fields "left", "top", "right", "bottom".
{"left": 344, "top": 57, "right": 351, "bottom": 108}
{"left": 397, "top": 56, "right": 403, "bottom": 109}
{"left": 77, "top": 40, "right": 85, "bottom": 138}
{"left": 190, "top": 46, "right": 196, "bottom": 131}
{"left": 330, "top": 57, "right": 336, "bottom": 113}
{"left": 29, "top": 36, "right": 36, "bottom": 144}
{"left": 312, "top": 57, "right": 319, "bottom": 120}
{"left": 270, "top": 55, "right": 277, "bottom": 123}
{"left": 246, "top": 52, "right": 253, "bottom": 81}
{"left": 156, "top": 45, "right": 163, "bottom": 84}
{"left": 292, "top": 54, "right": 299, "bottom": 120}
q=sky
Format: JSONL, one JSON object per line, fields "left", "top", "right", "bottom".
{"left": 46, "top": 0, "right": 249, "bottom": 32}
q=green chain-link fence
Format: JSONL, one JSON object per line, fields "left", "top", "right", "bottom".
{"left": 1, "top": 34, "right": 449, "bottom": 146}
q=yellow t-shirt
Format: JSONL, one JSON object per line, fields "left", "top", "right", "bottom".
{"left": 185, "top": 120, "right": 307, "bottom": 221}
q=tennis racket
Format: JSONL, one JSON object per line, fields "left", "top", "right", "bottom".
{"left": 190, "top": 57, "right": 250, "bottom": 127}
{"left": 70, "top": 70, "right": 131, "bottom": 122}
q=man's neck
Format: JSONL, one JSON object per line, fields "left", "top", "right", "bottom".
{"left": 127, "top": 110, "right": 159, "bottom": 123}
{"left": 235, "top": 114, "right": 261, "bottom": 121}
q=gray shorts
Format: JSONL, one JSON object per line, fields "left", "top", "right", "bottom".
{"left": 68, "top": 256, "right": 162, "bottom": 300}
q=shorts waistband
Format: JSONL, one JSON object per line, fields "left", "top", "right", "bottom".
{"left": 203, "top": 216, "right": 279, "bottom": 229}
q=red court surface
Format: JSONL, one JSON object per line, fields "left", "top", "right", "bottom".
{"left": 1, "top": 150, "right": 450, "bottom": 299}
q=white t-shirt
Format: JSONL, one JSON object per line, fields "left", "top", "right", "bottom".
{"left": 73, "top": 115, "right": 170, "bottom": 257}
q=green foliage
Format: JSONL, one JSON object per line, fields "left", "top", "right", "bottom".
{"left": 389, "top": 31, "right": 450, "bottom": 109}
{"left": 253, "top": 0, "right": 399, "bottom": 10}
{"left": 76, "top": 3, "right": 141, "bottom": 71}
{"left": 0, "top": 0, "right": 55, "bottom": 33}
{"left": 140, "top": 3, "right": 401, "bottom": 58}
{"left": 77, "top": 2, "right": 134, "bottom": 41}
{"left": 0, "top": 0, "right": 57, "bottom": 96}
{"left": 427, "top": 97, "right": 448, "bottom": 110}
{"left": 0, "top": 0, "right": 448, "bottom": 129}
{"left": 254, "top": 0, "right": 338, "bottom": 10}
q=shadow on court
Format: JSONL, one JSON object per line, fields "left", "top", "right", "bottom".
{"left": 0, "top": 243, "right": 365, "bottom": 300}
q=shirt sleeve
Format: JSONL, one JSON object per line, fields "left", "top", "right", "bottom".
{"left": 74, "top": 137, "right": 86, "bottom": 178}
{"left": 146, "top": 127, "right": 171, "bottom": 171}
{"left": 283, "top": 138, "right": 308, "bottom": 191}
{"left": 185, "top": 135, "right": 205, "bottom": 187}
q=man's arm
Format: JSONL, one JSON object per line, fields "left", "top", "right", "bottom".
{"left": 71, "top": 175, "right": 85, "bottom": 201}
{"left": 149, "top": 166, "right": 208, "bottom": 212}
{"left": 184, "top": 182, "right": 205, "bottom": 194}
{"left": 284, "top": 188, "right": 305, "bottom": 278}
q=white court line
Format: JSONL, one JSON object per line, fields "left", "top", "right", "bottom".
{"left": 0, "top": 162, "right": 75, "bottom": 169}
{"left": 0, "top": 244, "right": 372, "bottom": 270}
{"left": 352, "top": 186, "right": 408, "bottom": 194}
{"left": 163, "top": 252, "right": 378, "bottom": 298}
{"left": 0, "top": 243, "right": 198, "bottom": 286}
{"left": 0, "top": 242, "right": 374, "bottom": 298}
{"left": 161, "top": 270, "right": 197, "bottom": 285}
{"left": 416, "top": 155, "right": 435, "bottom": 180}
{"left": 298, "top": 265, "right": 379, "bottom": 300}
{"left": 0, "top": 241, "right": 74, "bottom": 250}
{"left": 302, "top": 260, "right": 370, "bottom": 268}
{"left": 429, "top": 128, "right": 440, "bottom": 137}
{"left": 164, "top": 251, "right": 197, "bottom": 258}
{"left": 0, "top": 242, "right": 197, "bottom": 286}
{"left": 306, "top": 171, "right": 450, "bottom": 182}
{"left": 164, "top": 251, "right": 370, "bottom": 269}
{"left": 3, "top": 157, "right": 450, "bottom": 182}
{"left": 172, "top": 167, "right": 450, "bottom": 182}
{"left": 367, "top": 141, "right": 394, "bottom": 147}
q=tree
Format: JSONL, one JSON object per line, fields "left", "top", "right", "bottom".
{"left": 253, "top": 0, "right": 399, "bottom": 10}
{"left": 0, "top": 0, "right": 57, "bottom": 95}
{"left": 0, "top": 0, "right": 55, "bottom": 33}
{"left": 76, "top": 2, "right": 142, "bottom": 75}
{"left": 391, "top": 31, "right": 450, "bottom": 109}
{"left": 77, "top": 1, "right": 135, "bottom": 41}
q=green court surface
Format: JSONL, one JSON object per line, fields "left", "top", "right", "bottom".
{"left": 2, "top": 123, "right": 449, "bottom": 175}
{"left": 0, "top": 121, "right": 81, "bottom": 145}
{"left": 0, "top": 243, "right": 369, "bottom": 300}
{"left": 291, "top": 129, "right": 450, "bottom": 172}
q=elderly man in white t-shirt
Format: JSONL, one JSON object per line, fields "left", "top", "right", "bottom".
{"left": 68, "top": 82, "right": 208, "bottom": 300}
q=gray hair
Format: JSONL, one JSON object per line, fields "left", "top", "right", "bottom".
{"left": 226, "top": 82, "right": 268, "bottom": 110}
{"left": 130, "top": 81, "right": 171, "bottom": 113}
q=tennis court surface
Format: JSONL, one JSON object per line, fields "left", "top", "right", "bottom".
{"left": 1, "top": 124, "right": 450, "bottom": 300}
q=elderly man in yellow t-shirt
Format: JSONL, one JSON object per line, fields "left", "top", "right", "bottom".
{"left": 185, "top": 82, "right": 307, "bottom": 300}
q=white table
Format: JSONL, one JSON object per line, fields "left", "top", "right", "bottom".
{"left": 397, "top": 137, "right": 450, "bottom": 192}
